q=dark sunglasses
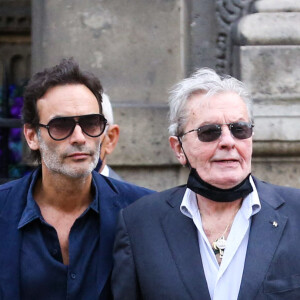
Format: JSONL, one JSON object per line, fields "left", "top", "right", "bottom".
{"left": 38, "top": 114, "right": 107, "bottom": 141}
{"left": 180, "top": 122, "right": 254, "bottom": 142}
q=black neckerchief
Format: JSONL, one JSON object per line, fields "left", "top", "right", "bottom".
{"left": 187, "top": 168, "right": 253, "bottom": 202}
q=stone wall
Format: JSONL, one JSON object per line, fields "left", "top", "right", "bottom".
{"left": 32, "top": 0, "right": 186, "bottom": 191}
{"left": 232, "top": 0, "right": 300, "bottom": 188}
{"left": 31, "top": 0, "right": 300, "bottom": 191}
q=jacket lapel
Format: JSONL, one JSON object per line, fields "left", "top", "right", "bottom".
{"left": 0, "top": 217, "right": 22, "bottom": 299}
{"left": 95, "top": 175, "right": 123, "bottom": 296}
{"left": 0, "top": 174, "right": 32, "bottom": 300}
{"left": 238, "top": 179, "right": 287, "bottom": 300}
{"left": 161, "top": 187, "right": 211, "bottom": 300}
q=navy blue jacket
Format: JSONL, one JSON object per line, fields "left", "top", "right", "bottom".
{"left": 0, "top": 170, "right": 153, "bottom": 300}
{"left": 112, "top": 177, "right": 300, "bottom": 299}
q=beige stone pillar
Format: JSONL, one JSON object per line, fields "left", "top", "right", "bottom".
{"left": 233, "top": 0, "right": 300, "bottom": 187}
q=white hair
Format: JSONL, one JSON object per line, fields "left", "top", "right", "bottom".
{"left": 168, "top": 68, "right": 253, "bottom": 136}
{"left": 102, "top": 93, "right": 114, "bottom": 125}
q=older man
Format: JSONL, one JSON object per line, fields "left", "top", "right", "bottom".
{"left": 112, "top": 68, "right": 300, "bottom": 299}
{"left": 95, "top": 93, "right": 123, "bottom": 181}
{"left": 0, "top": 58, "right": 153, "bottom": 300}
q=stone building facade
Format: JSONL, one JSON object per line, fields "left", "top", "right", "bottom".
{"left": 1, "top": 0, "right": 299, "bottom": 190}
{"left": 0, "top": 0, "right": 31, "bottom": 182}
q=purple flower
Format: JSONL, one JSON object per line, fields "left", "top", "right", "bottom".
{"left": 14, "top": 97, "right": 23, "bottom": 106}
{"left": 10, "top": 105, "right": 22, "bottom": 118}
{"left": 10, "top": 128, "right": 22, "bottom": 141}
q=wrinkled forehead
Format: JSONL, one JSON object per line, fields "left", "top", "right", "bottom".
{"left": 185, "top": 91, "right": 250, "bottom": 124}
{"left": 37, "top": 84, "right": 101, "bottom": 122}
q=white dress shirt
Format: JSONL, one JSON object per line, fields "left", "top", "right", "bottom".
{"left": 100, "top": 164, "right": 110, "bottom": 177}
{"left": 180, "top": 176, "right": 261, "bottom": 300}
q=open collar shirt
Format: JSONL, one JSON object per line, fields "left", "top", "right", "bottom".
{"left": 18, "top": 169, "right": 101, "bottom": 300}
{"left": 180, "top": 176, "right": 261, "bottom": 300}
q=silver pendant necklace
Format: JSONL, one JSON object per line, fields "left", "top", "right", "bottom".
{"left": 212, "top": 224, "right": 230, "bottom": 259}
{"left": 209, "top": 207, "right": 240, "bottom": 260}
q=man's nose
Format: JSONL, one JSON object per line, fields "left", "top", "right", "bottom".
{"left": 218, "top": 125, "right": 235, "bottom": 148}
{"left": 69, "top": 124, "right": 86, "bottom": 144}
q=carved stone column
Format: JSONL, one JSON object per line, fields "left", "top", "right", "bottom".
{"left": 233, "top": 0, "right": 300, "bottom": 187}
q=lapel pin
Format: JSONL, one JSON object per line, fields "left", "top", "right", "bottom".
{"left": 272, "top": 221, "right": 278, "bottom": 227}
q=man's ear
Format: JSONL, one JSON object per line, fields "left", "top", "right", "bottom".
{"left": 23, "top": 124, "right": 40, "bottom": 151}
{"left": 169, "top": 136, "right": 187, "bottom": 166}
{"left": 103, "top": 124, "right": 120, "bottom": 155}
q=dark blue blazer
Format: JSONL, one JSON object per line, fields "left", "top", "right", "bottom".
{"left": 112, "top": 177, "right": 300, "bottom": 299}
{"left": 0, "top": 170, "right": 153, "bottom": 300}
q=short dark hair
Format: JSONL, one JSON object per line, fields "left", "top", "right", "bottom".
{"left": 22, "top": 57, "right": 103, "bottom": 162}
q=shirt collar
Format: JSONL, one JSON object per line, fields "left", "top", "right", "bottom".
{"left": 180, "top": 175, "right": 261, "bottom": 220}
{"left": 90, "top": 174, "right": 99, "bottom": 213}
{"left": 100, "top": 164, "right": 110, "bottom": 177}
{"left": 18, "top": 169, "right": 100, "bottom": 229}
{"left": 18, "top": 168, "right": 42, "bottom": 229}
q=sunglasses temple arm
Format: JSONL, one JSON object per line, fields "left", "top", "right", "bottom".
{"left": 177, "top": 136, "right": 193, "bottom": 170}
